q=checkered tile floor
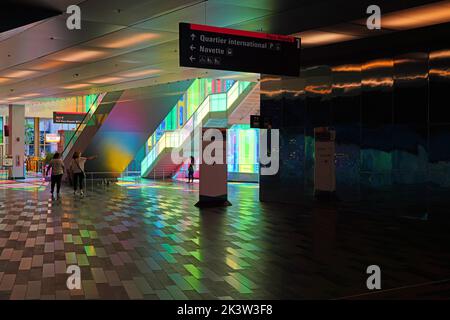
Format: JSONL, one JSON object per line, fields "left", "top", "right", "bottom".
{"left": 1, "top": 179, "right": 450, "bottom": 299}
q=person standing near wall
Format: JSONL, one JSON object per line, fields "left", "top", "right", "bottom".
{"left": 70, "top": 151, "right": 97, "bottom": 197}
{"left": 188, "top": 155, "right": 195, "bottom": 183}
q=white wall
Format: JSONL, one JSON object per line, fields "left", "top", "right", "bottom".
{"left": 8, "top": 105, "right": 25, "bottom": 178}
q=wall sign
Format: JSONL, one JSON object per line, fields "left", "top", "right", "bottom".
{"left": 45, "top": 133, "right": 61, "bottom": 143}
{"left": 53, "top": 112, "right": 86, "bottom": 124}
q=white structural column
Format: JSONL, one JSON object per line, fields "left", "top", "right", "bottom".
{"left": 8, "top": 104, "right": 25, "bottom": 179}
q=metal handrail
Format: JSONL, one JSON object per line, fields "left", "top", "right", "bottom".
{"left": 81, "top": 171, "right": 141, "bottom": 193}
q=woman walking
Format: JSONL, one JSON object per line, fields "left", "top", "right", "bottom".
{"left": 46, "top": 152, "right": 64, "bottom": 200}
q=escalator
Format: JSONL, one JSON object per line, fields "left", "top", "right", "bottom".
{"left": 141, "top": 81, "right": 257, "bottom": 179}
{"left": 62, "top": 80, "right": 193, "bottom": 178}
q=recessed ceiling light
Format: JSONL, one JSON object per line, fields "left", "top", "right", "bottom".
{"left": 22, "top": 93, "right": 40, "bottom": 98}
{"left": 120, "top": 69, "right": 161, "bottom": 78}
{"left": 53, "top": 49, "right": 106, "bottom": 62}
{"left": 293, "top": 30, "right": 357, "bottom": 47}
{"left": 61, "top": 83, "right": 90, "bottom": 89}
{"left": 119, "top": 59, "right": 142, "bottom": 64}
{"left": 3, "top": 70, "right": 37, "bottom": 78}
{"left": 381, "top": 1, "right": 450, "bottom": 30}
{"left": 88, "top": 76, "right": 123, "bottom": 84}
{"left": 29, "top": 60, "right": 67, "bottom": 71}
{"left": 100, "top": 33, "right": 159, "bottom": 49}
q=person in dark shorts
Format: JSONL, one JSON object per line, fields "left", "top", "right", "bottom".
{"left": 70, "top": 151, "right": 97, "bottom": 197}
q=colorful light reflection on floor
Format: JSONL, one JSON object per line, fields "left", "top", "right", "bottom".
{"left": 0, "top": 179, "right": 48, "bottom": 191}
{"left": 1, "top": 178, "right": 449, "bottom": 299}
{"left": 115, "top": 178, "right": 258, "bottom": 192}
{"left": 116, "top": 178, "right": 196, "bottom": 192}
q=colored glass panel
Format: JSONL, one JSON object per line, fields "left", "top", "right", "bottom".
{"left": 207, "top": 80, "right": 213, "bottom": 94}
{"left": 187, "top": 79, "right": 201, "bottom": 119}
{"left": 227, "top": 125, "right": 259, "bottom": 174}
{"left": 179, "top": 106, "right": 183, "bottom": 127}
{"left": 165, "top": 106, "right": 177, "bottom": 131}
{"left": 210, "top": 93, "right": 227, "bottom": 112}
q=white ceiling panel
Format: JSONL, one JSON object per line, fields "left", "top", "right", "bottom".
{"left": 0, "top": 16, "right": 124, "bottom": 71}
{"left": 136, "top": 1, "right": 274, "bottom": 32}
{"left": 0, "top": 0, "right": 273, "bottom": 103}
{"left": 80, "top": 0, "right": 201, "bottom": 26}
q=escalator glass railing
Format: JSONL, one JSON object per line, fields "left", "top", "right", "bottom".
{"left": 141, "top": 131, "right": 180, "bottom": 174}
{"left": 141, "top": 81, "right": 252, "bottom": 176}
{"left": 62, "top": 92, "right": 106, "bottom": 159}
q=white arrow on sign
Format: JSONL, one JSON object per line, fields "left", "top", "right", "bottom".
{"left": 190, "top": 34, "right": 196, "bottom": 40}
{"left": 190, "top": 44, "right": 196, "bottom": 51}
{"left": 189, "top": 56, "right": 196, "bottom": 62}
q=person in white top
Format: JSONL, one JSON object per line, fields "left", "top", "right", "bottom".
{"left": 70, "top": 151, "right": 97, "bottom": 196}
{"left": 46, "top": 152, "right": 64, "bottom": 200}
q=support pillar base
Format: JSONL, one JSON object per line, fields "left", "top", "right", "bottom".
{"left": 195, "top": 195, "right": 232, "bottom": 208}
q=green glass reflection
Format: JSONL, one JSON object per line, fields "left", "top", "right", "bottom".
{"left": 84, "top": 245, "right": 96, "bottom": 257}
{"left": 184, "top": 264, "right": 203, "bottom": 279}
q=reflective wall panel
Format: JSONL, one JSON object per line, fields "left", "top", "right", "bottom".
{"left": 332, "top": 63, "right": 362, "bottom": 201}
{"left": 429, "top": 49, "right": 450, "bottom": 189}
{"left": 392, "top": 53, "right": 429, "bottom": 186}
{"left": 360, "top": 58, "right": 394, "bottom": 192}
{"left": 260, "top": 46, "right": 450, "bottom": 211}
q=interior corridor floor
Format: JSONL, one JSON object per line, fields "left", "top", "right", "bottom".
{"left": 1, "top": 178, "right": 450, "bottom": 300}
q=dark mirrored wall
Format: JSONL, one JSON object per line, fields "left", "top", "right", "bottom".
{"left": 260, "top": 48, "right": 450, "bottom": 216}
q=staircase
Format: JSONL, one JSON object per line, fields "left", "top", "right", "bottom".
{"left": 141, "top": 80, "right": 256, "bottom": 179}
